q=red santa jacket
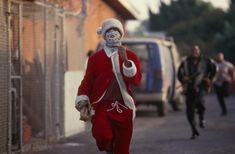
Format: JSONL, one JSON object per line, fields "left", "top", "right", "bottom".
{"left": 76, "top": 48, "right": 142, "bottom": 110}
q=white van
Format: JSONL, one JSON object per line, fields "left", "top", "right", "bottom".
{"left": 121, "top": 37, "right": 183, "bottom": 116}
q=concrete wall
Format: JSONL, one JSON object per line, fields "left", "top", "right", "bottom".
{"left": 64, "top": 17, "right": 85, "bottom": 71}
{"left": 64, "top": 71, "right": 86, "bottom": 137}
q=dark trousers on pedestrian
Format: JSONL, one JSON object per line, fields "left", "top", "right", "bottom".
{"left": 91, "top": 100, "right": 133, "bottom": 154}
{"left": 185, "top": 92, "right": 205, "bottom": 134}
{"left": 214, "top": 82, "right": 229, "bottom": 115}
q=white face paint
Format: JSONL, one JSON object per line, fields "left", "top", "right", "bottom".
{"left": 105, "top": 29, "right": 121, "bottom": 47}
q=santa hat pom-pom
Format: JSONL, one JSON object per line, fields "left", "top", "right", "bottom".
{"left": 96, "top": 27, "right": 102, "bottom": 35}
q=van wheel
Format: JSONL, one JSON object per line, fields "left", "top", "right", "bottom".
{"left": 157, "top": 102, "right": 167, "bottom": 117}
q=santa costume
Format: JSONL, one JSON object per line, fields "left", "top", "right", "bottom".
{"left": 75, "top": 18, "right": 142, "bottom": 154}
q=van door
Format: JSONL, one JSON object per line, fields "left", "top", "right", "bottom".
{"left": 160, "top": 44, "right": 176, "bottom": 103}
{"left": 146, "top": 43, "right": 163, "bottom": 92}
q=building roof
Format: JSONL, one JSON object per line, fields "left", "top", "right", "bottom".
{"left": 103, "top": 0, "right": 138, "bottom": 20}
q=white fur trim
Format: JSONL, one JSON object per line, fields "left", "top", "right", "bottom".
{"left": 75, "top": 95, "right": 90, "bottom": 106}
{"left": 96, "top": 27, "right": 102, "bottom": 35}
{"left": 97, "top": 18, "right": 124, "bottom": 38}
{"left": 123, "top": 60, "right": 137, "bottom": 78}
{"left": 104, "top": 45, "right": 118, "bottom": 57}
{"left": 111, "top": 53, "right": 136, "bottom": 120}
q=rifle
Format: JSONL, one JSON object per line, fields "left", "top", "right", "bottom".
{"left": 177, "top": 71, "right": 212, "bottom": 94}
{"left": 176, "top": 72, "right": 200, "bottom": 90}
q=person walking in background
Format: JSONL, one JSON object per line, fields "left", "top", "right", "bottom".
{"left": 75, "top": 18, "right": 142, "bottom": 154}
{"left": 214, "top": 52, "right": 234, "bottom": 116}
{"left": 177, "top": 45, "right": 217, "bottom": 139}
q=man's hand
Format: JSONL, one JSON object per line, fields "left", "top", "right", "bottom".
{"left": 118, "top": 46, "right": 131, "bottom": 67}
{"left": 183, "top": 76, "right": 190, "bottom": 83}
{"left": 75, "top": 100, "right": 90, "bottom": 122}
{"left": 79, "top": 107, "right": 89, "bottom": 122}
{"left": 203, "top": 78, "right": 211, "bottom": 84}
{"left": 202, "top": 78, "right": 212, "bottom": 92}
{"left": 229, "top": 68, "right": 235, "bottom": 82}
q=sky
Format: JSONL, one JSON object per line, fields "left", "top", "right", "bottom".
{"left": 129, "top": 0, "right": 230, "bottom": 20}
{"left": 126, "top": 0, "right": 230, "bottom": 31}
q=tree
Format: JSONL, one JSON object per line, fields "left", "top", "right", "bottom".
{"left": 147, "top": 0, "right": 226, "bottom": 57}
{"left": 168, "top": 9, "right": 225, "bottom": 55}
{"left": 215, "top": 0, "right": 235, "bottom": 63}
{"left": 149, "top": 0, "right": 214, "bottom": 32}
{"left": 231, "top": 0, "right": 235, "bottom": 5}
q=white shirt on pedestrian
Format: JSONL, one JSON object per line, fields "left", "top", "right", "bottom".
{"left": 214, "top": 61, "right": 234, "bottom": 86}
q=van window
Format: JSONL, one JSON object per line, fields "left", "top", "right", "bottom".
{"left": 123, "top": 43, "right": 162, "bottom": 92}
{"left": 123, "top": 43, "right": 148, "bottom": 72}
{"left": 123, "top": 43, "right": 149, "bottom": 92}
{"left": 123, "top": 44, "right": 148, "bottom": 60}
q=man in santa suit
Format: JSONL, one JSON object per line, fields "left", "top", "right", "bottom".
{"left": 75, "top": 18, "right": 142, "bottom": 154}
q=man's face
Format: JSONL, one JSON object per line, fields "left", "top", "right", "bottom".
{"left": 104, "top": 27, "right": 121, "bottom": 44}
{"left": 216, "top": 53, "right": 224, "bottom": 62}
{"left": 191, "top": 46, "right": 200, "bottom": 58}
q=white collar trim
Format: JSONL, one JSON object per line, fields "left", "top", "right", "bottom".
{"left": 104, "top": 45, "right": 118, "bottom": 58}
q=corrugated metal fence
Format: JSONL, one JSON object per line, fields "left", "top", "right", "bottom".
{"left": 0, "top": 0, "right": 83, "bottom": 153}
{"left": 0, "top": 0, "right": 10, "bottom": 153}
{"left": 21, "top": 0, "right": 66, "bottom": 146}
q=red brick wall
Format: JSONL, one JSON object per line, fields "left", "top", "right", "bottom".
{"left": 63, "top": 0, "right": 127, "bottom": 70}
{"left": 47, "top": 0, "right": 82, "bottom": 12}
{"left": 23, "top": 0, "right": 128, "bottom": 71}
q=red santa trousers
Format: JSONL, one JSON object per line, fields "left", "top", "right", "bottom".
{"left": 91, "top": 100, "right": 133, "bottom": 154}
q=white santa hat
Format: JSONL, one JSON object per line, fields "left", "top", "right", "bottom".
{"left": 96, "top": 18, "right": 124, "bottom": 38}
